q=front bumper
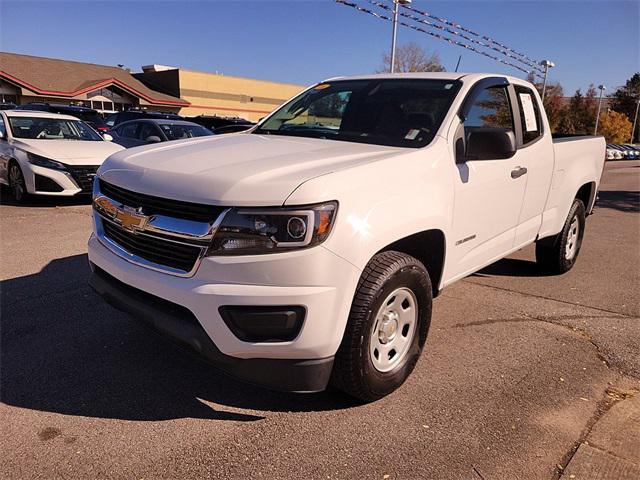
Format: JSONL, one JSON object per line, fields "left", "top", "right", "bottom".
{"left": 89, "top": 265, "right": 334, "bottom": 392}
{"left": 24, "top": 163, "right": 97, "bottom": 196}
{"left": 88, "top": 232, "right": 361, "bottom": 391}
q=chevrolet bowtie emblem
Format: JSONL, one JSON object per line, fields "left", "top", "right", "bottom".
{"left": 94, "top": 195, "right": 149, "bottom": 233}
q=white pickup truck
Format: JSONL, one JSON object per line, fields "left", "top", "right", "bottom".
{"left": 88, "top": 73, "right": 605, "bottom": 401}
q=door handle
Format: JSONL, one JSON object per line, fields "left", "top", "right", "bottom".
{"left": 511, "top": 166, "right": 527, "bottom": 179}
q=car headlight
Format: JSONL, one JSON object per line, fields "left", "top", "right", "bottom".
{"left": 26, "top": 152, "right": 67, "bottom": 170}
{"left": 208, "top": 201, "right": 338, "bottom": 255}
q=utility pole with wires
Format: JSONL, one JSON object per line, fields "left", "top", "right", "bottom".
{"left": 390, "top": 0, "right": 412, "bottom": 73}
{"left": 631, "top": 98, "right": 640, "bottom": 144}
{"left": 594, "top": 84, "right": 606, "bottom": 135}
{"left": 540, "top": 59, "right": 555, "bottom": 101}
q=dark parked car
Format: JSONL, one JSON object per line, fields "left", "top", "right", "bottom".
{"left": 105, "top": 110, "right": 183, "bottom": 128}
{"left": 15, "top": 103, "right": 109, "bottom": 132}
{"left": 0, "top": 102, "right": 17, "bottom": 110}
{"left": 213, "top": 123, "right": 255, "bottom": 134}
{"left": 107, "top": 119, "right": 213, "bottom": 148}
{"left": 188, "top": 115, "right": 253, "bottom": 132}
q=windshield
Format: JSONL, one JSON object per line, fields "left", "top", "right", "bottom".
{"left": 255, "top": 79, "right": 461, "bottom": 148}
{"left": 159, "top": 123, "right": 212, "bottom": 140}
{"left": 8, "top": 117, "right": 103, "bottom": 141}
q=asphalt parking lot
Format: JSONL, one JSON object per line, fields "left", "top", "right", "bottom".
{"left": 1, "top": 161, "right": 639, "bottom": 480}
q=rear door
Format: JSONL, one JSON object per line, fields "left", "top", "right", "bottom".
{"left": 512, "top": 84, "right": 555, "bottom": 247}
{"left": 446, "top": 79, "right": 528, "bottom": 281}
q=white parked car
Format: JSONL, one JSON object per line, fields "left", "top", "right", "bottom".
{"left": 0, "top": 110, "right": 123, "bottom": 202}
{"left": 88, "top": 73, "right": 606, "bottom": 401}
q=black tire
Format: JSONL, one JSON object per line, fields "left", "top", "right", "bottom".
{"left": 330, "top": 251, "right": 432, "bottom": 402}
{"left": 536, "top": 199, "right": 586, "bottom": 274}
{"left": 8, "top": 161, "right": 29, "bottom": 204}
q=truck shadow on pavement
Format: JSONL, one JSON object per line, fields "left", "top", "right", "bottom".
{"left": 0, "top": 188, "right": 92, "bottom": 207}
{"left": 595, "top": 190, "right": 640, "bottom": 213}
{"left": 1, "top": 255, "right": 356, "bottom": 422}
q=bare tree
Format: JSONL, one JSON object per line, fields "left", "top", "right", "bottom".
{"left": 378, "top": 42, "right": 445, "bottom": 73}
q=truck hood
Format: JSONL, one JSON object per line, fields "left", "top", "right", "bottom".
{"left": 14, "top": 139, "right": 124, "bottom": 165}
{"left": 98, "top": 133, "right": 405, "bottom": 206}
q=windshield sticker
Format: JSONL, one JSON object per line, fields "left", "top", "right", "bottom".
{"left": 314, "top": 83, "right": 331, "bottom": 90}
{"left": 405, "top": 129, "right": 420, "bottom": 140}
{"left": 519, "top": 93, "right": 538, "bottom": 132}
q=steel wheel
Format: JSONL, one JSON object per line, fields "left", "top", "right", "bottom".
{"left": 9, "top": 164, "right": 26, "bottom": 202}
{"left": 565, "top": 215, "right": 580, "bottom": 260}
{"left": 369, "top": 287, "right": 418, "bottom": 373}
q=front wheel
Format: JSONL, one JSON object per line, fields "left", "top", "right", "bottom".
{"left": 536, "top": 199, "right": 586, "bottom": 274}
{"left": 8, "top": 162, "right": 29, "bottom": 204}
{"left": 330, "top": 251, "right": 432, "bottom": 402}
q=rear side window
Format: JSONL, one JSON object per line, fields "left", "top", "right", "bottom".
{"left": 465, "top": 86, "right": 514, "bottom": 131}
{"left": 118, "top": 122, "right": 139, "bottom": 139}
{"left": 0, "top": 115, "right": 6, "bottom": 137}
{"left": 515, "top": 85, "right": 543, "bottom": 144}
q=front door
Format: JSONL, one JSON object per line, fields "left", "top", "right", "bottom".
{"left": 446, "top": 83, "right": 528, "bottom": 282}
{"left": 0, "top": 114, "right": 11, "bottom": 182}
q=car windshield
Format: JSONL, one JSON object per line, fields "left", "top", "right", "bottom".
{"left": 8, "top": 117, "right": 103, "bottom": 141}
{"left": 255, "top": 79, "right": 462, "bottom": 148}
{"left": 159, "top": 123, "right": 212, "bottom": 140}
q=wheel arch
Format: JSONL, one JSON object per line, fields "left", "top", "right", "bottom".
{"left": 575, "top": 181, "right": 596, "bottom": 213}
{"left": 377, "top": 229, "right": 446, "bottom": 297}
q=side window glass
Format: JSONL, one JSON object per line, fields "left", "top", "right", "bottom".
{"left": 465, "top": 86, "right": 514, "bottom": 131}
{"left": 515, "top": 86, "right": 543, "bottom": 144}
{"left": 0, "top": 115, "right": 6, "bottom": 137}
{"left": 120, "top": 122, "right": 139, "bottom": 139}
{"left": 138, "top": 123, "right": 156, "bottom": 140}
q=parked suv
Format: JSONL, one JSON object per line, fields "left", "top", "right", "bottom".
{"left": 188, "top": 115, "right": 253, "bottom": 132}
{"left": 15, "top": 103, "right": 109, "bottom": 132}
{"left": 105, "top": 110, "right": 183, "bottom": 128}
{"left": 89, "top": 73, "right": 606, "bottom": 401}
{"left": 108, "top": 119, "right": 212, "bottom": 148}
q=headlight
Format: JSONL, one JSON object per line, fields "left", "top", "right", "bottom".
{"left": 208, "top": 201, "right": 338, "bottom": 255}
{"left": 26, "top": 152, "right": 67, "bottom": 170}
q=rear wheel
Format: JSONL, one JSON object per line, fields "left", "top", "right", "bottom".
{"left": 330, "top": 251, "right": 432, "bottom": 402}
{"left": 536, "top": 199, "right": 586, "bottom": 274}
{"left": 8, "top": 162, "right": 29, "bottom": 204}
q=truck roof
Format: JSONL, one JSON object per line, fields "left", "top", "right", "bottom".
{"left": 322, "top": 72, "right": 530, "bottom": 86}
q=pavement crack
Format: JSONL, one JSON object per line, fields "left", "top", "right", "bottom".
{"left": 473, "top": 465, "right": 487, "bottom": 480}
{"left": 463, "top": 279, "right": 633, "bottom": 318}
{"left": 551, "top": 386, "right": 637, "bottom": 480}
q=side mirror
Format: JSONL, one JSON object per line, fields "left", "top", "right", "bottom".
{"left": 102, "top": 133, "right": 113, "bottom": 142}
{"left": 462, "top": 129, "right": 516, "bottom": 162}
{"left": 145, "top": 135, "right": 162, "bottom": 143}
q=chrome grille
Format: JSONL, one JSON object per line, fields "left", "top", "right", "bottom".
{"left": 93, "top": 181, "right": 228, "bottom": 276}
{"left": 68, "top": 165, "right": 98, "bottom": 193}
{"left": 98, "top": 179, "right": 225, "bottom": 222}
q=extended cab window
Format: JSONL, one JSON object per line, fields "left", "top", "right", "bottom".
{"left": 255, "top": 79, "right": 462, "bottom": 148}
{"left": 515, "top": 85, "right": 543, "bottom": 144}
{"left": 0, "top": 115, "right": 6, "bottom": 137}
{"left": 465, "top": 86, "right": 514, "bottom": 131}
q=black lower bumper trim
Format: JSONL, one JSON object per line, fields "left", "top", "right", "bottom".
{"left": 88, "top": 264, "right": 334, "bottom": 393}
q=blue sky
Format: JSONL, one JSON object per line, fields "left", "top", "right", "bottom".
{"left": 0, "top": 0, "right": 637, "bottom": 94}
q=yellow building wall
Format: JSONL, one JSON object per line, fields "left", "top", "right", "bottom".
{"left": 177, "top": 69, "right": 305, "bottom": 122}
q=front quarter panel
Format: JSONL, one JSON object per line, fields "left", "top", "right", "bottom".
{"left": 285, "top": 139, "right": 453, "bottom": 276}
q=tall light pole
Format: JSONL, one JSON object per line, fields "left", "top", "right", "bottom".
{"left": 540, "top": 59, "right": 555, "bottom": 101}
{"left": 594, "top": 84, "right": 606, "bottom": 135}
{"left": 390, "top": 0, "right": 411, "bottom": 73}
{"left": 631, "top": 98, "right": 640, "bottom": 144}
